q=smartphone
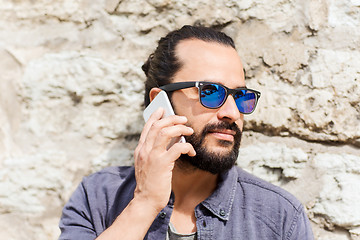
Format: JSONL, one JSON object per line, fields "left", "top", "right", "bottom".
{"left": 143, "top": 90, "right": 186, "bottom": 146}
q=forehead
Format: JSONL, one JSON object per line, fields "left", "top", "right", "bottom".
{"left": 173, "top": 39, "right": 245, "bottom": 88}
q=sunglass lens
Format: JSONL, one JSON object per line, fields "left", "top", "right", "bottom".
{"left": 200, "top": 84, "right": 226, "bottom": 108}
{"left": 234, "top": 90, "right": 256, "bottom": 113}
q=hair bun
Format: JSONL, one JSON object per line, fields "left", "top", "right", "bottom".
{"left": 142, "top": 53, "right": 154, "bottom": 77}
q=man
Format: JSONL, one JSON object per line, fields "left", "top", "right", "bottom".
{"left": 59, "top": 25, "right": 314, "bottom": 239}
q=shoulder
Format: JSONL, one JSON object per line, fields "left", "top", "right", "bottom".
{"left": 88, "top": 165, "right": 134, "bottom": 177}
{"left": 81, "top": 166, "right": 136, "bottom": 220}
{"left": 60, "top": 166, "right": 136, "bottom": 236}
{"left": 81, "top": 166, "right": 136, "bottom": 197}
{"left": 83, "top": 166, "right": 135, "bottom": 184}
{"left": 230, "top": 167, "right": 313, "bottom": 239}
{"left": 235, "top": 166, "right": 303, "bottom": 211}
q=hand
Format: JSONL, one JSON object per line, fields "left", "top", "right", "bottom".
{"left": 133, "top": 108, "right": 196, "bottom": 212}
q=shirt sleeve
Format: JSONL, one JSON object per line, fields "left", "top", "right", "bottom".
{"left": 286, "top": 204, "right": 314, "bottom": 240}
{"left": 59, "top": 180, "right": 97, "bottom": 240}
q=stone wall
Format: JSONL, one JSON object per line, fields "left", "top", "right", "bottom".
{"left": 0, "top": 0, "right": 359, "bottom": 239}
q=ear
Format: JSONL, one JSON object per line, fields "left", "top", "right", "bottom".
{"left": 149, "top": 88, "right": 162, "bottom": 102}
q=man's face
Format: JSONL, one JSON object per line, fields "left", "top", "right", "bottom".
{"left": 170, "top": 39, "right": 245, "bottom": 174}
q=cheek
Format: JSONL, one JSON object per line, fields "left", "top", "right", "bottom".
{"left": 237, "top": 115, "right": 244, "bottom": 131}
{"left": 185, "top": 118, "right": 202, "bottom": 135}
{"left": 171, "top": 91, "right": 198, "bottom": 116}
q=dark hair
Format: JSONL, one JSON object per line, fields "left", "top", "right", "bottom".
{"left": 142, "top": 25, "right": 236, "bottom": 106}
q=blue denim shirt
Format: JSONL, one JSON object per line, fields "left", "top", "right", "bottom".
{"left": 59, "top": 166, "right": 314, "bottom": 240}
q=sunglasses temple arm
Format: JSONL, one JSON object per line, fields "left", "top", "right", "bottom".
{"left": 159, "top": 82, "right": 198, "bottom": 92}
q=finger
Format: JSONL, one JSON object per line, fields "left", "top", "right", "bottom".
{"left": 152, "top": 125, "right": 194, "bottom": 150}
{"left": 135, "top": 108, "right": 164, "bottom": 160}
{"left": 166, "top": 142, "right": 196, "bottom": 161}
{"left": 138, "top": 108, "right": 164, "bottom": 147}
{"left": 143, "top": 115, "right": 188, "bottom": 148}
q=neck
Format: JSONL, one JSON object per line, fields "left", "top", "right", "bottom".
{"left": 171, "top": 161, "right": 218, "bottom": 206}
{"left": 169, "top": 161, "right": 219, "bottom": 234}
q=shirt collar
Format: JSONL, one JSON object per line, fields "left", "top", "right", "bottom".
{"left": 200, "top": 166, "right": 238, "bottom": 221}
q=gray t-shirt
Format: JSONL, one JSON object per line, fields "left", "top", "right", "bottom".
{"left": 167, "top": 223, "right": 197, "bottom": 240}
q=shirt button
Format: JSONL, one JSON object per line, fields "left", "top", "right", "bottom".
{"left": 203, "top": 220, "right": 207, "bottom": 227}
{"left": 159, "top": 212, "right": 167, "bottom": 219}
{"left": 219, "top": 209, "right": 226, "bottom": 217}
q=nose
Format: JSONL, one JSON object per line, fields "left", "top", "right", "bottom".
{"left": 217, "top": 95, "right": 242, "bottom": 123}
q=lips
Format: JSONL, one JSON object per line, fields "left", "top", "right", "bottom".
{"left": 208, "top": 129, "right": 236, "bottom": 141}
{"left": 209, "top": 129, "right": 236, "bottom": 135}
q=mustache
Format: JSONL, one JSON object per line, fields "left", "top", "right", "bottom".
{"left": 200, "top": 121, "right": 242, "bottom": 139}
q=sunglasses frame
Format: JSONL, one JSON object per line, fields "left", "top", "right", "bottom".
{"left": 159, "top": 81, "right": 261, "bottom": 114}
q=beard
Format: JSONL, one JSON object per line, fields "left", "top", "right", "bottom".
{"left": 178, "top": 121, "right": 242, "bottom": 174}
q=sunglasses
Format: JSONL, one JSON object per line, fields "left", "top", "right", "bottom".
{"left": 160, "top": 81, "right": 261, "bottom": 114}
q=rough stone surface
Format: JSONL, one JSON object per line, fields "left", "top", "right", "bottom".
{"left": 0, "top": 0, "right": 359, "bottom": 239}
